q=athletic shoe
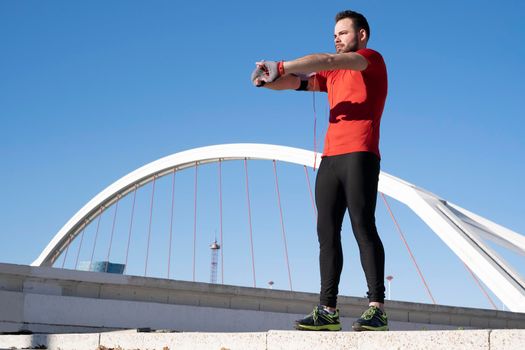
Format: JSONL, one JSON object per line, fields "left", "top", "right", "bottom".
{"left": 295, "top": 305, "right": 342, "bottom": 331}
{"left": 352, "top": 306, "right": 389, "bottom": 331}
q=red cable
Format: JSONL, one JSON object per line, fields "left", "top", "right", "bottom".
{"left": 273, "top": 160, "right": 293, "bottom": 291}
{"left": 193, "top": 163, "right": 198, "bottom": 282}
{"left": 168, "top": 170, "right": 176, "bottom": 279}
{"left": 61, "top": 237, "right": 70, "bottom": 269}
{"left": 380, "top": 193, "right": 437, "bottom": 304}
{"left": 124, "top": 186, "right": 138, "bottom": 273}
{"left": 219, "top": 159, "right": 224, "bottom": 284}
{"left": 144, "top": 176, "right": 157, "bottom": 277}
{"left": 244, "top": 158, "right": 257, "bottom": 288}
{"left": 463, "top": 263, "right": 498, "bottom": 310}
{"left": 312, "top": 79, "right": 318, "bottom": 171}
{"left": 74, "top": 223, "right": 86, "bottom": 269}
{"left": 304, "top": 165, "right": 317, "bottom": 222}
{"left": 90, "top": 207, "right": 103, "bottom": 264}
{"left": 106, "top": 195, "right": 120, "bottom": 270}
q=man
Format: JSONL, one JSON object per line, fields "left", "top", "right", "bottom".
{"left": 251, "top": 10, "right": 388, "bottom": 332}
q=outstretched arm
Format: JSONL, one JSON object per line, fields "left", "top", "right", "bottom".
{"left": 254, "top": 73, "right": 324, "bottom": 92}
{"left": 261, "top": 74, "right": 301, "bottom": 90}
{"left": 283, "top": 52, "right": 368, "bottom": 74}
{"left": 252, "top": 52, "right": 368, "bottom": 90}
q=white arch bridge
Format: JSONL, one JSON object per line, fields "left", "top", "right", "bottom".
{"left": 32, "top": 144, "right": 525, "bottom": 312}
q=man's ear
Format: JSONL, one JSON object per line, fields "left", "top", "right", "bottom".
{"left": 358, "top": 28, "right": 368, "bottom": 43}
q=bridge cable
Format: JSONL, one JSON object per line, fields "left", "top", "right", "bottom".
{"left": 193, "top": 163, "right": 198, "bottom": 282}
{"left": 105, "top": 195, "right": 120, "bottom": 271}
{"left": 168, "top": 169, "right": 176, "bottom": 279}
{"left": 74, "top": 223, "right": 87, "bottom": 269}
{"left": 90, "top": 207, "right": 104, "bottom": 265}
{"left": 380, "top": 193, "right": 437, "bottom": 304}
{"left": 463, "top": 262, "right": 498, "bottom": 310}
{"left": 124, "top": 185, "right": 138, "bottom": 273}
{"left": 273, "top": 160, "right": 293, "bottom": 291}
{"left": 144, "top": 176, "right": 157, "bottom": 276}
{"left": 60, "top": 236, "right": 71, "bottom": 269}
{"left": 244, "top": 158, "right": 257, "bottom": 288}
{"left": 219, "top": 159, "right": 224, "bottom": 284}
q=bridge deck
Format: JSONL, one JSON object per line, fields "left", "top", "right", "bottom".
{"left": 1, "top": 262, "right": 525, "bottom": 338}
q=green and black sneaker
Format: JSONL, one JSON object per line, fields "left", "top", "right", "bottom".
{"left": 352, "top": 306, "right": 389, "bottom": 331}
{"left": 295, "top": 305, "right": 342, "bottom": 331}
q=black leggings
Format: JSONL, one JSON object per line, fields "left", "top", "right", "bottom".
{"left": 315, "top": 151, "right": 385, "bottom": 307}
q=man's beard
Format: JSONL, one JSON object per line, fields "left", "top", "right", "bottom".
{"left": 337, "top": 41, "right": 359, "bottom": 53}
{"left": 346, "top": 41, "right": 359, "bottom": 52}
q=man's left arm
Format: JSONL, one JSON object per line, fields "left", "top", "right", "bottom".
{"left": 283, "top": 52, "right": 368, "bottom": 75}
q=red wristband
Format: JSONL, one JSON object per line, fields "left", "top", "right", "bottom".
{"left": 277, "top": 61, "right": 285, "bottom": 76}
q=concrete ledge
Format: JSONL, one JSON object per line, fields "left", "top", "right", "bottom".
{"left": 267, "top": 330, "right": 494, "bottom": 350}
{"left": 350, "top": 330, "right": 489, "bottom": 350}
{"left": 490, "top": 329, "right": 525, "bottom": 350}
{"left": 101, "top": 331, "right": 267, "bottom": 350}
{"left": 0, "top": 333, "right": 99, "bottom": 350}
{"left": 1, "top": 330, "right": 524, "bottom": 350}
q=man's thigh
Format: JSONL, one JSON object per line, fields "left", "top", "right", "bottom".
{"left": 315, "top": 158, "right": 347, "bottom": 229}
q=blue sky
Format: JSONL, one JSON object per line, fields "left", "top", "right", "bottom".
{"left": 1, "top": 1, "right": 524, "bottom": 311}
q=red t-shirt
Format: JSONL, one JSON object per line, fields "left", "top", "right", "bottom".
{"left": 315, "top": 48, "right": 387, "bottom": 158}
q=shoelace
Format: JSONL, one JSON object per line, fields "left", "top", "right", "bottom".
{"left": 361, "top": 307, "right": 378, "bottom": 320}
{"left": 311, "top": 307, "right": 320, "bottom": 322}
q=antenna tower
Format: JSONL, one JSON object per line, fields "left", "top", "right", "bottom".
{"left": 209, "top": 239, "right": 221, "bottom": 284}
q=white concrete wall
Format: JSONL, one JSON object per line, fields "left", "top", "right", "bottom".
{"left": 1, "top": 330, "right": 525, "bottom": 350}
{"left": 1, "top": 262, "right": 524, "bottom": 334}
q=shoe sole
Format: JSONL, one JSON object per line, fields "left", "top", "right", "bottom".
{"left": 295, "top": 323, "right": 342, "bottom": 331}
{"left": 352, "top": 323, "right": 388, "bottom": 332}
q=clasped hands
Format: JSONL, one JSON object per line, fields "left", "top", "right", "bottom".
{"left": 251, "top": 60, "right": 284, "bottom": 87}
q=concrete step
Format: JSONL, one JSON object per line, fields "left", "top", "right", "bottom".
{"left": 0, "top": 329, "right": 524, "bottom": 350}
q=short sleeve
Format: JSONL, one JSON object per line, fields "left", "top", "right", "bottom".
{"left": 314, "top": 71, "right": 328, "bottom": 92}
{"left": 356, "top": 48, "right": 385, "bottom": 74}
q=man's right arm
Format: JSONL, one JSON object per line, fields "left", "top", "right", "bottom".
{"left": 261, "top": 74, "right": 300, "bottom": 90}
{"left": 258, "top": 74, "right": 323, "bottom": 92}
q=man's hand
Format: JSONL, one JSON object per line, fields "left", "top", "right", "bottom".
{"left": 251, "top": 66, "right": 266, "bottom": 87}
{"left": 251, "top": 60, "right": 284, "bottom": 87}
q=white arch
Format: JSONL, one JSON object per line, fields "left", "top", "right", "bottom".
{"left": 32, "top": 143, "right": 525, "bottom": 312}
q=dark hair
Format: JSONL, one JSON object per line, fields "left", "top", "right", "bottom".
{"left": 335, "top": 10, "right": 370, "bottom": 40}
